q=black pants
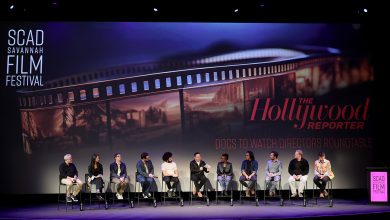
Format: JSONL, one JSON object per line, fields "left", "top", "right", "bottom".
{"left": 163, "top": 176, "right": 181, "bottom": 191}
{"left": 90, "top": 177, "right": 104, "bottom": 192}
{"left": 191, "top": 175, "right": 207, "bottom": 192}
{"left": 313, "top": 175, "right": 330, "bottom": 193}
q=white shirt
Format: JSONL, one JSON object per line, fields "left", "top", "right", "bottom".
{"left": 117, "top": 163, "right": 121, "bottom": 176}
{"left": 161, "top": 162, "right": 177, "bottom": 176}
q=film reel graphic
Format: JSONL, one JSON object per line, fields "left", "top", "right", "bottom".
{"left": 17, "top": 48, "right": 338, "bottom": 110}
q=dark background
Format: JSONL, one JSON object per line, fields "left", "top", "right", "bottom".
{"left": 0, "top": 0, "right": 387, "bottom": 202}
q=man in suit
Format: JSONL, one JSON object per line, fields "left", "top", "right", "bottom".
{"left": 136, "top": 152, "right": 156, "bottom": 198}
{"left": 190, "top": 152, "right": 210, "bottom": 197}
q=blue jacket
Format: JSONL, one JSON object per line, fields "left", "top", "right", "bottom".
{"left": 110, "top": 162, "right": 127, "bottom": 180}
{"left": 136, "top": 160, "right": 154, "bottom": 178}
{"left": 241, "top": 160, "right": 258, "bottom": 175}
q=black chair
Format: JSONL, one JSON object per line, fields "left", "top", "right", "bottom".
{"left": 57, "top": 178, "right": 83, "bottom": 211}
{"left": 161, "top": 173, "right": 184, "bottom": 206}
{"left": 215, "top": 177, "right": 233, "bottom": 206}
{"left": 239, "top": 177, "right": 259, "bottom": 206}
{"left": 84, "top": 173, "right": 108, "bottom": 209}
{"left": 189, "top": 175, "right": 210, "bottom": 206}
{"left": 135, "top": 172, "right": 157, "bottom": 207}
{"left": 288, "top": 178, "right": 308, "bottom": 207}
{"left": 263, "top": 177, "right": 284, "bottom": 206}
{"left": 312, "top": 179, "right": 333, "bottom": 207}
{"left": 108, "top": 177, "right": 133, "bottom": 208}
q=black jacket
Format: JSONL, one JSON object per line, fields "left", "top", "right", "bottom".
{"left": 190, "top": 160, "right": 209, "bottom": 178}
{"left": 217, "top": 162, "right": 233, "bottom": 176}
{"left": 288, "top": 158, "right": 309, "bottom": 176}
{"left": 59, "top": 162, "right": 78, "bottom": 180}
{"left": 88, "top": 162, "right": 103, "bottom": 177}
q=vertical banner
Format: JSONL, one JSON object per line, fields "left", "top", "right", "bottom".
{"left": 370, "top": 171, "right": 388, "bottom": 202}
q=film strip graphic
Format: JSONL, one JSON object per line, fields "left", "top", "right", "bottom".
{"left": 17, "top": 48, "right": 338, "bottom": 110}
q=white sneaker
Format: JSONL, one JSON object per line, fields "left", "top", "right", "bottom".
{"left": 298, "top": 193, "right": 303, "bottom": 198}
{"left": 148, "top": 193, "right": 151, "bottom": 197}
{"left": 116, "top": 193, "right": 123, "bottom": 200}
{"left": 291, "top": 193, "right": 297, "bottom": 197}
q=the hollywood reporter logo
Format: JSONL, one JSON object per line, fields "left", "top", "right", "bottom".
{"left": 250, "top": 97, "right": 370, "bottom": 130}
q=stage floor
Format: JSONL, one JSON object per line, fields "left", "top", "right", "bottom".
{"left": 1, "top": 199, "right": 390, "bottom": 219}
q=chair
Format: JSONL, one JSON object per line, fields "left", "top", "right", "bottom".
{"left": 84, "top": 173, "right": 108, "bottom": 209}
{"left": 57, "top": 178, "right": 83, "bottom": 211}
{"left": 215, "top": 177, "right": 233, "bottom": 206}
{"left": 288, "top": 178, "right": 308, "bottom": 207}
{"left": 312, "top": 178, "right": 333, "bottom": 207}
{"left": 161, "top": 173, "right": 184, "bottom": 206}
{"left": 108, "top": 177, "right": 133, "bottom": 208}
{"left": 239, "top": 177, "right": 259, "bottom": 206}
{"left": 263, "top": 177, "right": 284, "bottom": 206}
{"left": 189, "top": 175, "right": 210, "bottom": 206}
{"left": 135, "top": 172, "right": 157, "bottom": 207}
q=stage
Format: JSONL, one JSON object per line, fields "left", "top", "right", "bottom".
{"left": 1, "top": 199, "right": 390, "bottom": 219}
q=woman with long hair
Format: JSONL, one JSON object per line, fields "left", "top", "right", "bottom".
{"left": 88, "top": 153, "right": 104, "bottom": 200}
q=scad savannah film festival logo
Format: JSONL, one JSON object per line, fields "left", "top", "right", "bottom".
{"left": 5, "top": 29, "right": 44, "bottom": 87}
{"left": 250, "top": 97, "right": 370, "bottom": 130}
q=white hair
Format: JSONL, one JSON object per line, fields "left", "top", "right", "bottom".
{"left": 295, "top": 149, "right": 303, "bottom": 156}
{"left": 64, "top": 154, "right": 72, "bottom": 161}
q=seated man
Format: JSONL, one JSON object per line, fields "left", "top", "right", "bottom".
{"left": 110, "top": 153, "right": 129, "bottom": 200}
{"left": 88, "top": 153, "right": 104, "bottom": 200}
{"left": 265, "top": 151, "right": 282, "bottom": 197}
{"left": 161, "top": 152, "right": 181, "bottom": 197}
{"left": 217, "top": 153, "right": 233, "bottom": 196}
{"left": 239, "top": 151, "right": 258, "bottom": 197}
{"left": 190, "top": 152, "right": 210, "bottom": 197}
{"left": 136, "top": 152, "right": 156, "bottom": 198}
{"left": 288, "top": 149, "right": 309, "bottom": 197}
{"left": 59, "top": 154, "right": 83, "bottom": 202}
{"left": 313, "top": 152, "right": 334, "bottom": 198}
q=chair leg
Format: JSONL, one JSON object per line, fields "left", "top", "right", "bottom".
{"left": 216, "top": 180, "right": 218, "bottom": 205}
{"left": 58, "top": 184, "right": 61, "bottom": 210}
{"left": 65, "top": 186, "right": 68, "bottom": 211}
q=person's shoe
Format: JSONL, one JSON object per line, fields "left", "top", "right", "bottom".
{"left": 197, "top": 192, "right": 203, "bottom": 197}
{"left": 97, "top": 194, "right": 104, "bottom": 201}
{"left": 291, "top": 193, "right": 297, "bottom": 198}
{"left": 143, "top": 193, "right": 148, "bottom": 199}
{"left": 70, "top": 195, "right": 78, "bottom": 202}
{"left": 148, "top": 193, "right": 152, "bottom": 197}
{"left": 298, "top": 193, "right": 303, "bottom": 198}
{"left": 320, "top": 193, "right": 324, "bottom": 198}
{"left": 116, "top": 193, "right": 123, "bottom": 200}
{"left": 245, "top": 190, "right": 250, "bottom": 197}
{"left": 167, "top": 190, "right": 172, "bottom": 197}
{"left": 66, "top": 196, "right": 72, "bottom": 202}
{"left": 269, "top": 191, "right": 274, "bottom": 197}
{"left": 324, "top": 190, "right": 328, "bottom": 197}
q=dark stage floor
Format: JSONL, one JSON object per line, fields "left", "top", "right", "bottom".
{"left": 1, "top": 199, "right": 390, "bottom": 219}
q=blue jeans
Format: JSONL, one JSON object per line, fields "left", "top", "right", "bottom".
{"left": 217, "top": 175, "right": 232, "bottom": 191}
{"left": 137, "top": 175, "right": 154, "bottom": 195}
